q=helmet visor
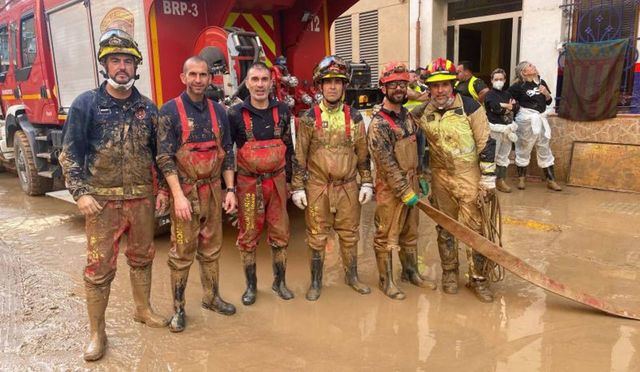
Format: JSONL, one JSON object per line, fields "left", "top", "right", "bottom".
{"left": 99, "top": 29, "right": 137, "bottom": 49}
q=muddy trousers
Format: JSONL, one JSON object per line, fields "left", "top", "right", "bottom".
{"left": 83, "top": 197, "right": 165, "bottom": 360}
{"left": 430, "top": 168, "right": 488, "bottom": 279}
{"left": 304, "top": 180, "right": 368, "bottom": 299}
{"left": 491, "top": 131, "right": 514, "bottom": 168}
{"left": 168, "top": 186, "right": 235, "bottom": 332}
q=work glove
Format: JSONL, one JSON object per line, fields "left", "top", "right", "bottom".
{"left": 419, "top": 177, "right": 430, "bottom": 196}
{"left": 505, "top": 123, "right": 519, "bottom": 142}
{"left": 358, "top": 183, "right": 374, "bottom": 205}
{"left": 402, "top": 191, "right": 419, "bottom": 207}
{"left": 292, "top": 190, "right": 308, "bottom": 210}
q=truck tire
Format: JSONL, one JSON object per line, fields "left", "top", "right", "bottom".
{"left": 14, "top": 130, "right": 52, "bottom": 195}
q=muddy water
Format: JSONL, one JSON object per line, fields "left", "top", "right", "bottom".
{"left": 0, "top": 172, "right": 639, "bottom": 371}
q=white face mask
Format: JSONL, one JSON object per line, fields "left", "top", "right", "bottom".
{"left": 106, "top": 77, "right": 135, "bottom": 91}
{"left": 492, "top": 81, "right": 505, "bottom": 90}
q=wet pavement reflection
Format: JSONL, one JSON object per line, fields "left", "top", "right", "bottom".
{"left": 0, "top": 173, "right": 638, "bottom": 371}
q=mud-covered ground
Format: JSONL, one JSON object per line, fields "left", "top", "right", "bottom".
{"left": 0, "top": 172, "right": 639, "bottom": 371}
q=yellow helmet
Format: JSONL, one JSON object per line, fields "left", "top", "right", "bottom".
{"left": 313, "top": 55, "right": 350, "bottom": 84}
{"left": 425, "top": 58, "right": 457, "bottom": 83}
{"left": 97, "top": 29, "right": 142, "bottom": 63}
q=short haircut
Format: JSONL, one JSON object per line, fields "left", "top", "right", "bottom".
{"left": 491, "top": 68, "right": 507, "bottom": 80}
{"left": 183, "top": 55, "right": 209, "bottom": 73}
{"left": 247, "top": 61, "right": 271, "bottom": 76}
{"left": 458, "top": 60, "right": 473, "bottom": 72}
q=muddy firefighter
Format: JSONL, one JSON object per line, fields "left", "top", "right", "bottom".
{"left": 59, "top": 29, "right": 168, "bottom": 361}
{"left": 156, "top": 56, "right": 237, "bottom": 333}
{"left": 367, "top": 62, "right": 437, "bottom": 300}
{"left": 227, "top": 62, "right": 295, "bottom": 305}
{"left": 412, "top": 58, "right": 498, "bottom": 303}
{"left": 291, "top": 55, "right": 373, "bottom": 301}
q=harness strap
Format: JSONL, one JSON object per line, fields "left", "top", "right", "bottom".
{"left": 242, "top": 106, "right": 281, "bottom": 142}
{"left": 175, "top": 96, "right": 220, "bottom": 143}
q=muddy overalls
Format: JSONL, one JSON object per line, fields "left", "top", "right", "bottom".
{"left": 298, "top": 103, "right": 371, "bottom": 300}
{"left": 167, "top": 96, "right": 235, "bottom": 329}
{"left": 371, "top": 111, "right": 436, "bottom": 300}
{"left": 417, "top": 96, "right": 490, "bottom": 291}
{"left": 236, "top": 106, "right": 293, "bottom": 304}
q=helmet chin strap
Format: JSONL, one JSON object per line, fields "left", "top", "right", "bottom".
{"left": 100, "top": 67, "right": 139, "bottom": 91}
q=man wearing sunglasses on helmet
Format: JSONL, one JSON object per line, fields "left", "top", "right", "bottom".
{"left": 368, "top": 61, "right": 437, "bottom": 300}
{"left": 60, "top": 29, "right": 167, "bottom": 362}
{"left": 412, "top": 58, "right": 497, "bottom": 303}
{"left": 291, "top": 55, "right": 373, "bottom": 301}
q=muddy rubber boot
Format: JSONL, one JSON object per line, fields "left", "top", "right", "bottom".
{"left": 240, "top": 250, "right": 257, "bottom": 306}
{"left": 305, "top": 249, "right": 324, "bottom": 301}
{"left": 84, "top": 284, "right": 110, "bottom": 362}
{"left": 342, "top": 246, "right": 371, "bottom": 295}
{"left": 436, "top": 226, "right": 459, "bottom": 294}
{"left": 441, "top": 269, "right": 459, "bottom": 294}
{"left": 169, "top": 269, "right": 189, "bottom": 333}
{"left": 469, "top": 277, "right": 494, "bottom": 303}
{"left": 271, "top": 246, "right": 294, "bottom": 300}
{"left": 399, "top": 248, "right": 436, "bottom": 290}
{"left": 495, "top": 166, "right": 512, "bottom": 193}
{"left": 517, "top": 166, "right": 527, "bottom": 190}
{"left": 375, "top": 252, "right": 406, "bottom": 300}
{"left": 543, "top": 166, "right": 562, "bottom": 191}
{"left": 130, "top": 266, "right": 169, "bottom": 328}
{"left": 200, "top": 261, "right": 236, "bottom": 316}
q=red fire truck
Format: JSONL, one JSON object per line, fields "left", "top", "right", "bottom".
{"left": 0, "top": 0, "right": 370, "bottom": 196}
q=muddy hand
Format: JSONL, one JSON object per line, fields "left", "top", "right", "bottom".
{"left": 77, "top": 195, "right": 102, "bottom": 216}
{"left": 223, "top": 191, "right": 237, "bottom": 214}
{"left": 174, "top": 194, "right": 192, "bottom": 221}
{"left": 155, "top": 192, "right": 169, "bottom": 216}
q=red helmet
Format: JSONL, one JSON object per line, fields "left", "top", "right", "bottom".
{"left": 425, "top": 58, "right": 457, "bottom": 83}
{"left": 379, "top": 61, "right": 410, "bottom": 85}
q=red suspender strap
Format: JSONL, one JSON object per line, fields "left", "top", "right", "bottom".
{"left": 175, "top": 96, "right": 190, "bottom": 143}
{"left": 313, "top": 105, "right": 323, "bottom": 130}
{"left": 241, "top": 109, "right": 254, "bottom": 141}
{"left": 206, "top": 99, "right": 220, "bottom": 138}
{"left": 344, "top": 104, "right": 351, "bottom": 139}
{"left": 272, "top": 106, "right": 280, "bottom": 129}
{"left": 377, "top": 110, "right": 399, "bottom": 131}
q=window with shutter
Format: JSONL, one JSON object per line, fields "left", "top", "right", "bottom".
{"left": 334, "top": 16, "right": 352, "bottom": 63}
{"left": 359, "top": 10, "right": 379, "bottom": 86}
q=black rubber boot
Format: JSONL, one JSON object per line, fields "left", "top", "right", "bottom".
{"left": 240, "top": 251, "right": 257, "bottom": 306}
{"left": 375, "top": 252, "right": 406, "bottom": 300}
{"left": 271, "top": 246, "right": 294, "bottom": 300}
{"left": 169, "top": 269, "right": 189, "bottom": 332}
{"left": 399, "top": 248, "right": 437, "bottom": 290}
{"left": 200, "top": 261, "right": 236, "bottom": 316}
{"left": 517, "top": 166, "right": 527, "bottom": 190}
{"left": 436, "top": 226, "right": 459, "bottom": 294}
{"left": 543, "top": 165, "right": 562, "bottom": 191}
{"left": 495, "top": 166, "right": 512, "bottom": 193}
{"left": 342, "top": 246, "right": 371, "bottom": 295}
{"left": 305, "top": 249, "right": 324, "bottom": 301}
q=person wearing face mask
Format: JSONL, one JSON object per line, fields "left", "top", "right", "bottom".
{"left": 368, "top": 62, "right": 437, "bottom": 300}
{"left": 292, "top": 55, "right": 373, "bottom": 301}
{"left": 484, "top": 68, "right": 519, "bottom": 193}
{"left": 508, "top": 61, "right": 561, "bottom": 191}
{"left": 412, "top": 58, "right": 497, "bottom": 303}
{"left": 60, "top": 29, "right": 168, "bottom": 361}
{"left": 227, "top": 62, "right": 295, "bottom": 306}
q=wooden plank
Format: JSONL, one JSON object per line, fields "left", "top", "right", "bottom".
{"left": 568, "top": 142, "right": 640, "bottom": 193}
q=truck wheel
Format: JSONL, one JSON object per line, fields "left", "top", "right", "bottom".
{"left": 14, "top": 130, "right": 52, "bottom": 195}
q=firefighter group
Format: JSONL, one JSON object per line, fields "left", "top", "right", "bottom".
{"left": 59, "top": 30, "right": 561, "bottom": 361}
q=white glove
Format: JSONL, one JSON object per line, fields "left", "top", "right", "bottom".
{"left": 507, "top": 131, "right": 518, "bottom": 142}
{"left": 358, "top": 183, "right": 374, "bottom": 205}
{"left": 479, "top": 175, "right": 496, "bottom": 190}
{"left": 507, "top": 123, "right": 518, "bottom": 132}
{"left": 292, "top": 190, "right": 308, "bottom": 210}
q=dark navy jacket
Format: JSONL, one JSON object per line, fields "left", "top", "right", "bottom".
{"left": 60, "top": 82, "right": 158, "bottom": 201}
